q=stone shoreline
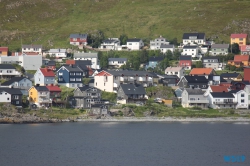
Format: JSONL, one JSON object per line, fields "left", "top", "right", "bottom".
{"left": 1, "top": 116, "right": 250, "bottom": 124}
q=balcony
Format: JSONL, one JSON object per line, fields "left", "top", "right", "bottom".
{"left": 39, "top": 93, "right": 47, "bottom": 97}
{"left": 213, "top": 101, "right": 238, "bottom": 105}
{"left": 188, "top": 100, "right": 209, "bottom": 103}
{"left": 39, "top": 99, "right": 51, "bottom": 103}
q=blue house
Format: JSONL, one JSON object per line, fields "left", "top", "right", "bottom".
{"left": 57, "top": 65, "right": 83, "bottom": 88}
{"left": 145, "top": 56, "right": 164, "bottom": 70}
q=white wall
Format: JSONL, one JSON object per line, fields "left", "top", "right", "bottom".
{"left": 94, "top": 75, "right": 114, "bottom": 92}
{"left": 0, "top": 91, "right": 11, "bottom": 102}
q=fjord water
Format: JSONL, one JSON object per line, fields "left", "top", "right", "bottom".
{"left": 0, "top": 122, "right": 249, "bottom": 166}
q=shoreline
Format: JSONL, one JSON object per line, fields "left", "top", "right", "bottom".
{"left": 1, "top": 116, "right": 250, "bottom": 124}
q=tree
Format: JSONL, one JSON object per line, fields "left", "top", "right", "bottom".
{"left": 139, "top": 49, "right": 149, "bottom": 63}
{"left": 166, "top": 50, "right": 173, "bottom": 60}
{"left": 173, "top": 50, "right": 181, "bottom": 60}
{"left": 100, "top": 54, "right": 108, "bottom": 69}
{"left": 87, "top": 30, "right": 105, "bottom": 48}
{"left": 119, "top": 34, "right": 128, "bottom": 45}
{"left": 169, "top": 37, "right": 179, "bottom": 46}
{"left": 230, "top": 43, "right": 240, "bottom": 54}
{"left": 195, "top": 61, "right": 203, "bottom": 68}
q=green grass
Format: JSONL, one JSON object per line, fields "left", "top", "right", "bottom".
{"left": 1, "top": 0, "right": 250, "bottom": 51}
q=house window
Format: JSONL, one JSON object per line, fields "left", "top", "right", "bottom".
{"left": 7, "top": 98, "right": 9, "bottom": 100}
{"left": 73, "top": 38, "right": 77, "bottom": 41}
{"left": 14, "top": 95, "right": 19, "bottom": 99}
{"left": 70, "top": 73, "right": 75, "bottom": 75}
{"left": 96, "top": 82, "right": 97, "bottom": 86}
{"left": 59, "top": 72, "right": 63, "bottom": 75}
{"left": 16, "top": 101, "right": 19, "bottom": 104}
{"left": 241, "top": 99, "right": 244, "bottom": 103}
{"left": 70, "top": 78, "right": 75, "bottom": 81}
{"left": 190, "top": 98, "right": 195, "bottom": 101}
{"left": 241, "top": 94, "right": 244, "bottom": 97}
{"left": 30, "top": 92, "right": 32, "bottom": 95}
{"left": 104, "top": 83, "right": 105, "bottom": 86}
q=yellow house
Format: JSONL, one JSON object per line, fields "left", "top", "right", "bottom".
{"left": 29, "top": 85, "right": 51, "bottom": 107}
{"left": 227, "top": 55, "right": 250, "bottom": 68}
{"left": 230, "top": 34, "right": 248, "bottom": 46}
{"left": 0, "top": 47, "right": 8, "bottom": 56}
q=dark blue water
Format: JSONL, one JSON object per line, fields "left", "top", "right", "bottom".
{"left": 0, "top": 122, "right": 249, "bottom": 166}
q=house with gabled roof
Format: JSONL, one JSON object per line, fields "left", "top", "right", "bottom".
{"left": 22, "top": 45, "right": 42, "bottom": 54}
{"left": 0, "top": 77, "right": 32, "bottom": 90}
{"left": 29, "top": 85, "right": 51, "bottom": 107}
{"left": 208, "top": 92, "right": 237, "bottom": 109}
{"left": 182, "top": 45, "right": 200, "bottom": 58}
{"left": 229, "top": 89, "right": 248, "bottom": 109}
{"left": 244, "top": 85, "right": 250, "bottom": 108}
{"left": 69, "top": 33, "right": 88, "bottom": 46}
{"left": 0, "top": 88, "right": 23, "bottom": 107}
{"left": 211, "top": 44, "right": 229, "bottom": 55}
{"left": 0, "top": 64, "right": 21, "bottom": 79}
{"left": 204, "top": 85, "right": 229, "bottom": 96}
{"left": 57, "top": 65, "right": 83, "bottom": 88}
{"left": 177, "top": 75, "right": 208, "bottom": 90}
{"left": 181, "top": 88, "right": 208, "bottom": 108}
{"left": 202, "top": 57, "right": 223, "bottom": 70}
{"left": 244, "top": 67, "right": 250, "bottom": 82}
{"left": 150, "top": 36, "right": 169, "bottom": 50}
{"left": 165, "top": 67, "right": 184, "bottom": 78}
{"left": 182, "top": 33, "right": 206, "bottom": 46}
{"left": 146, "top": 56, "right": 164, "bottom": 69}
{"left": 34, "top": 68, "right": 55, "bottom": 86}
{"left": 117, "top": 83, "right": 147, "bottom": 104}
{"left": 189, "top": 68, "right": 216, "bottom": 78}
{"left": 126, "top": 38, "right": 144, "bottom": 50}
{"left": 108, "top": 58, "right": 127, "bottom": 68}
{"left": 240, "top": 45, "right": 250, "bottom": 55}
{"left": 158, "top": 75, "right": 179, "bottom": 87}
{"left": 220, "top": 72, "right": 243, "bottom": 81}
{"left": 160, "top": 44, "right": 175, "bottom": 54}
{"left": 46, "top": 84, "right": 61, "bottom": 99}
{"left": 0, "top": 47, "right": 8, "bottom": 56}
{"left": 48, "top": 49, "right": 67, "bottom": 58}
{"left": 230, "top": 34, "right": 248, "bottom": 46}
{"left": 74, "top": 52, "right": 99, "bottom": 69}
{"left": 228, "top": 55, "right": 250, "bottom": 67}
{"left": 99, "top": 38, "right": 120, "bottom": 50}
{"left": 179, "top": 56, "right": 192, "bottom": 70}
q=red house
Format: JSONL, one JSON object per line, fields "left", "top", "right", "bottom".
{"left": 179, "top": 56, "right": 192, "bottom": 70}
{"left": 0, "top": 47, "right": 8, "bottom": 56}
{"left": 69, "top": 34, "right": 88, "bottom": 46}
{"left": 244, "top": 67, "right": 250, "bottom": 82}
{"left": 46, "top": 84, "right": 61, "bottom": 99}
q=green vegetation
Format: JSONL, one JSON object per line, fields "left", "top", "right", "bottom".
{"left": 26, "top": 70, "right": 37, "bottom": 75}
{"left": 101, "top": 91, "right": 117, "bottom": 103}
{"left": 59, "top": 85, "right": 74, "bottom": 100}
{"left": 146, "top": 86, "right": 175, "bottom": 99}
{"left": 1, "top": 0, "right": 250, "bottom": 51}
{"left": 82, "top": 78, "right": 92, "bottom": 85}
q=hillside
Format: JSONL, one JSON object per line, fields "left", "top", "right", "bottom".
{"left": 1, "top": 0, "right": 250, "bottom": 51}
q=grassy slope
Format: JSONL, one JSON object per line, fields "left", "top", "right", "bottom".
{"left": 1, "top": 0, "right": 250, "bottom": 51}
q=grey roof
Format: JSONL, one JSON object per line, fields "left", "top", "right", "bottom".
{"left": 179, "top": 56, "right": 192, "bottom": 60}
{"left": 75, "top": 60, "right": 92, "bottom": 66}
{"left": 48, "top": 61, "right": 56, "bottom": 66}
{"left": 120, "top": 84, "right": 146, "bottom": 95}
{"left": 22, "top": 45, "right": 42, "bottom": 49}
{"left": 77, "top": 85, "right": 94, "bottom": 92}
{"left": 203, "top": 57, "right": 220, "bottom": 60}
{"left": 34, "top": 86, "right": 49, "bottom": 92}
{"left": 127, "top": 39, "right": 141, "bottom": 42}
{"left": 161, "top": 75, "right": 179, "bottom": 79}
{"left": 183, "top": 45, "right": 198, "bottom": 49}
{"left": 182, "top": 33, "right": 205, "bottom": 39}
{"left": 1, "top": 77, "right": 31, "bottom": 86}
{"left": 0, "top": 64, "right": 16, "bottom": 69}
{"left": 108, "top": 58, "right": 127, "bottom": 61}
{"left": 103, "top": 39, "right": 119, "bottom": 43}
{"left": 74, "top": 53, "right": 98, "bottom": 58}
{"left": 69, "top": 34, "right": 87, "bottom": 39}
{"left": 61, "top": 65, "right": 83, "bottom": 72}
{"left": 220, "top": 73, "right": 241, "bottom": 78}
{"left": 160, "top": 44, "right": 174, "bottom": 48}
{"left": 48, "top": 49, "right": 67, "bottom": 53}
{"left": 184, "top": 76, "right": 208, "bottom": 83}
{"left": 149, "top": 56, "right": 164, "bottom": 62}
{"left": 0, "top": 88, "right": 23, "bottom": 95}
{"left": 211, "top": 44, "right": 229, "bottom": 49}
{"left": 210, "top": 92, "right": 235, "bottom": 98}
{"left": 184, "top": 88, "right": 204, "bottom": 95}
{"left": 105, "top": 70, "right": 158, "bottom": 77}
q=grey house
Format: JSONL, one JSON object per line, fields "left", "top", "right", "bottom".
{"left": 181, "top": 88, "right": 208, "bottom": 108}
{"left": 211, "top": 44, "right": 229, "bottom": 56}
{"left": 117, "top": 84, "right": 147, "bottom": 104}
{"left": 1, "top": 77, "right": 32, "bottom": 90}
{"left": 177, "top": 76, "right": 209, "bottom": 90}
{"left": 159, "top": 75, "right": 179, "bottom": 86}
{"left": 90, "top": 104, "right": 109, "bottom": 115}
{"left": 71, "top": 86, "right": 102, "bottom": 109}
{"left": 202, "top": 57, "right": 223, "bottom": 70}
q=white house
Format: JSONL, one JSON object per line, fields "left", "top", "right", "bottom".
{"left": 208, "top": 92, "right": 237, "bottom": 109}
{"left": 244, "top": 85, "right": 250, "bottom": 108}
{"left": 150, "top": 36, "right": 169, "bottom": 50}
{"left": 230, "top": 90, "right": 248, "bottom": 109}
{"left": 74, "top": 52, "right": 100, "bottom": 69}
{"left": 182, "top": 33, "right": 206, "bottom": 46}
{"left": 126, "top": 39, "right": 144, "bottom": 50}
{"left": 48, "top": 49, "right": 67, "bottom": 58}
{"left": 165, "top": 67, "right": 184, "bottom": 79}
{"left": 182, "top": 46, "right": 200, "bottom": 58}
{"left": 99, "top": 38, "right": 120, "bottom": 50}
{"left": 108, "top": 58, "right": 127, "bottom": 68}
{"left": 160, "top": 44, "right": 175, "bottom": 54}
{"left": 22, "top": 45, "right": 42, "bottom": 54}
{"left": 0, "top": 77, "right": 32, "bottom": 90}
{"left": 0, "top": 64, "right": 21, "bottom": 79}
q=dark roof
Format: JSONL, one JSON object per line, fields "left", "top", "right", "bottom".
{"left": 1, "top": 77, "right": 31, "bottom": 86}
{"left": 75, "top": 60, "right": 92, "bottom": 66}
{"left": 207, "top": 75, "right": 227, "bottom": 82}
{"left": 203, "top": 57, "right": 220, "bottom": 60}
{"left": 228, "top": 90, "right": 241, "bottom": 94}
{"left": 105, "top": 70, "right": 158, "bottom": 78}
{"left": 220, "top": 73, "right": 241, "bottom": 78}
{"left": 182, "top": 33, "right": 205, "bottom": 39}
{"left": 34, "top": 86, "right": 49, "bottom": 92}
{"left": 108, "top": 58, "right": 127, "bottom": 61}
{"left": 179, "top": 56, "right": 192, "bottom": 60}
{"left": 160, "top": 44, "right": 174, "bottom": 48}
{"left": 161, "top": 75, "right": 179, "bottom": 79}
{"left": 0, "top": 88, "right": 23, "bottom": 95}
{"left": 60, "top": 65, "right": 83, "bottom": 72}
{"left": 231, "top": 80, "right": 250, "bottom": 85}
{"left": 69, "top": 34, "right": 87, "bottom": 38}
{"left": 185, "top": 88, "right": 204, "bottom": 95}
{"left": 77, "top": 85, "right": 93, "bottom": 91}
{"left": 22, "top": 45, "right": 42, "bottom": 49}
{"left": 149, "top": 56, "right": 164, "bottom": 62}
{"left": 48, "top": 61, "right": 56, "bottom": 66}
{"left": 210, "top": 92, "right": 235, "bottom": 98}
{"left": 183, "top": 45, "right": 198, "bottom": 49}
{"left": 127, "top": 39, "right": 141, "bottom": 42}
{"left": 120, "top": 84, "right": 146, "bottom": 95}
{"left": 211, "top": 44, "right": 229, "bottom": 49}
{"left": 184, "top": 76, "right": 208, "bottom": 83}
{"left": 0, "top": 64, "right": 16, "bottom": 69}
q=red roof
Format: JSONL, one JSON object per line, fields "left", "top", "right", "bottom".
{"left": 40, "top": 68, "right": 55, "bottom": 77}
{"left": 0, "top": 47, "right": 8, "bottom": 52}
{"left": 189, "top": 68, "right": 214, "bottom": 75}
{"left": 46, "top": 85, "right": 61, "bottom": 92}
{"left": 95, "top": 70, "right": 112, "bottom": 76}
{"left": 231, "top": 34, "right": 248, "bottom": 38}
{"left": 240, "top": 45, "right": 250, "bottom": 51}
{"left": 210, "top": 85, "right": 229, "bottom": 92}
{"left": 66, "top": 60, "right": 75, "bottom": 65}
{"left": 234, "top": 55, "right": 249, "bottom": 61}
